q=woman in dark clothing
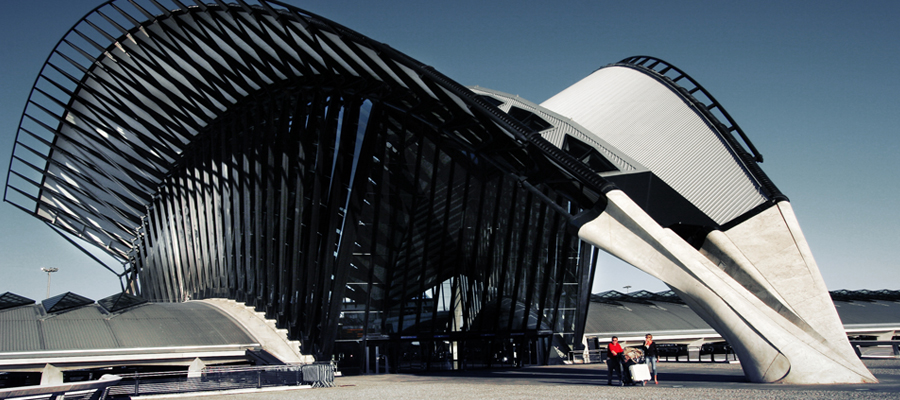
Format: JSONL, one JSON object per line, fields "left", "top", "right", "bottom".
{"left": 642, "top": 334, "right": 659, "bottom": 384}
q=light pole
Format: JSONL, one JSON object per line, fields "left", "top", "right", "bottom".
{"left": 41, "top": 267, "right": 58, "bottom": 298}
{"left": 623, "top": 285, "right": 631, "bottom": 294}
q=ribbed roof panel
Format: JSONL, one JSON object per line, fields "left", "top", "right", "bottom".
{"left": 0, "top": 307, "right": 42, "bottom": 352}
{"left": 584, "top": 300, "right": 710, "bottom": 335}
{"left": 470, "top": 87, "right": 644, "bottom": 174}
{"left": 0, "top": 301, "right": 256, "bottom": 354}
{"left": 541, "top": 66, "right": 768, "bottom": 225}
{"left": 42, "top": 307, "right": 119, "bottom": 350}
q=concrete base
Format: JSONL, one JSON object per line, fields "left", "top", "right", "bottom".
{"left": 200, "top": 299, "right": 314, "bottom": 364}
{"left": 39, "top": 363, "right": 63, "bottom": 386}
{"left": 578, "top": 189, "right": 876, "bottom": 384}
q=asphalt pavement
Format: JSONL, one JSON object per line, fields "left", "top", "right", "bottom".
{"left": 139, "top": 358, "right": 900, "bottom": 399}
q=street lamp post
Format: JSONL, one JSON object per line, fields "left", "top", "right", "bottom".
{"left": 41, "top": 267, "right": 59, "bottom": 298}
{"left": 623, "top": 285, "right": 631, "bottom": 294}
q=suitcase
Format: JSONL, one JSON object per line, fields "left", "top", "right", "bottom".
{"left": 629, "top": 362, "right": 651, "bottom": 385}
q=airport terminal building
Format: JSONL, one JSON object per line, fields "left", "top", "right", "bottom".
{"left": 4, "top": 0, "right": 875, "bottom": 383}
{"left": 4, "top": 0, "right": 605, "bottom": 373}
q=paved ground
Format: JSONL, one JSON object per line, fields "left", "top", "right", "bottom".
{"left": 142, "top": 359, "right": 900, "bottom": 399}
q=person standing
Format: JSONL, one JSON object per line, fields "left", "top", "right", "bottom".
{"left": 606, "top": 336, "right": 624, "bottom": 385}
{"left": 642, "top": 334, "right": 659, "bottom": 384}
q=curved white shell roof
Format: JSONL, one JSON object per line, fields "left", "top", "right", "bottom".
{"left": 541, "top": 65, "right": 768, "bottom": 225}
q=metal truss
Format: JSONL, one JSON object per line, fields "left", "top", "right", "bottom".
{"left": 5, "top": 0, "right": 608, "bottom": 366}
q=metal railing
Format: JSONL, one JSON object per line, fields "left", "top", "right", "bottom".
{"left": 851, "top": 340, "right": 900, "bottom": 358}
{"left": 569, "top": 347, "right": 737, "bottom": 364}
{"left": 105, "top": 364, "right": 335, "bottom": 397}
{"left": 0, "top": 374, "right": 121, "bottom": 400}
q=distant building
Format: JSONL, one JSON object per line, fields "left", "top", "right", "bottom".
{"left": 583, "top": 289, "right": 900, "bottom": 358}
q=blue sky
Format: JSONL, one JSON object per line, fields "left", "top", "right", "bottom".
{"left": 0, "top": 0, "right": 897, "bottom": 300}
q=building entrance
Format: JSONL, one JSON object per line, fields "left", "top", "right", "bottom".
{"left": 335, "top": 335, "right": 550, "bottom": 375}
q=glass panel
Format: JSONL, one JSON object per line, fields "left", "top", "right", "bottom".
{"left": 508, "top": 106, "right": 552, "bottom": 132}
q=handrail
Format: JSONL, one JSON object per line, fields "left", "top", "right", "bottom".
{"left": 0, "top": 374, "right": 121, "bottom": 399}
{"left": 617, "top": 56, "right": 763, "bottom": 163}
{"left": 850, "top": 340, "right": 900, "bottom": 358}
{"left": 616, "top": 56, "right": 787, "bottom": 205}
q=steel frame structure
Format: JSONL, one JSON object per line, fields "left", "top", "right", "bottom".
{"left": 4, "top": 0, "right": 606, "bottom": 370}
{"left": 4, "top": 0, "right": 874, "bottom": 382}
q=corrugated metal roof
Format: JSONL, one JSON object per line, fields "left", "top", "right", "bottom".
{"left": 42, "top": 307, "right": 118, "bottom": 350}
{"left": 835, "top": 300, "right": 900, "bottom": 326}
{"left": 0, "top": 301, "right": 257, "bottom": 355}
{"left": 541, "top": 66, "right": 768, "bottom": 225}
{"left": 585, "top": 292, "right": 900, "bottom": 340}
{"left": 0, "top": 307, "right": 42, "bottom": 352}
{"left": 585, "top": 300, "right": 710, "bottom": 335}
{"left": 469, "top": 87, "right": 646, "bottom": 175}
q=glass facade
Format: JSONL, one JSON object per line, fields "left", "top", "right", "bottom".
{"left": 131, "top": 88, "right": 596, "bottom": 372}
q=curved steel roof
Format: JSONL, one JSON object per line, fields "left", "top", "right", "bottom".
{"left": 4, "top": 2, "right": 786, "bottom": 271}
{"left": 4, "top": 0, "right": 607, "bottom": 264}
{"left": 542, "top": 57, "right": 783, "bottom": 226}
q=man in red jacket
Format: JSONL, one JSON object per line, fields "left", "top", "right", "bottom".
{"left": 606, "top": 336, "right": 624, "bottom": 385}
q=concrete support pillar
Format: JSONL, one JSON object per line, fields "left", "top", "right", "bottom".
{"left": 188, "top": 358, "right": 206, "bottom": 378}
{"left": 687, "top": 340, "right": 704, "bottom": 363}
{"left": 577, "top": 190, "right": 876, "bottom": 384}
{"left": 582, "top": 335, "right": 591, "bottom": 364}
{"left": 451, "top": 277, "right": 464, "bottom": 370}
{"left": 39, "top": 364, "right": 63, "bottom": 386}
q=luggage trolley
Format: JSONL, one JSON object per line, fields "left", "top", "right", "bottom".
{"left": 622, "top": 347, "right": 651, "bottom": 386}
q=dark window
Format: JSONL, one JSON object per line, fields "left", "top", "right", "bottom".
{"left": 508, "top": 107, "right": 553, "bottom": 132}
{"left": 477, "top": 95, "right": 504, "bottom": 108}
{"left": 98, "top": 292, "right": 148, "bottom": 313}
{"left": 562, "top": 136, "right": 618, "bottom": 173}
{"left": 0, "top": 292, "right": 34, "bottom": 311}
{"left": 42, "top": 292, "right": 94, "bottom": 314}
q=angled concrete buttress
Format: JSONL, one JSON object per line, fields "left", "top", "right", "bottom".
{"left": 539, "top": 58, "right": 876, "bottom": 384}
{"left": 2, "top": 0, "right": 872, "bottom": 384}
{"left": 577, "top": 192, "right": 876, "bottom": 383}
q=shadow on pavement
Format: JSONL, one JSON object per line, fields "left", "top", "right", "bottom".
{"left": 403, "top": 364, "right": 750, "bottom": 385}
